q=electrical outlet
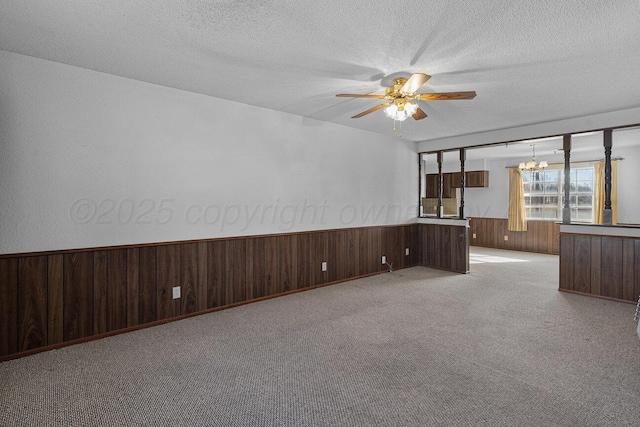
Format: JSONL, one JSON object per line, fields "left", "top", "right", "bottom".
{"left": 381, "top": 255, "right": 386, "bottom": 264}
{"left": 504, "top": 235, "right": 509, "bottom": 241}
{"left": 405, "top": 248, "right": 409, "bottom": 256}
{"left": 321, "top": 261, "right": 327, "bottom": 272}
{"left": 473, "top": 233, "right": 477, "bottom": 239}
{"left": 172, "top": 286, "right": 181, "bottom": 299}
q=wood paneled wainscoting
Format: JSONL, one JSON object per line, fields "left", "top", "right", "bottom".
{"left": 418, "top": 220, "right": 469, "bottom": 273}
{"left": 559, "top": 225, "right": 640, "bottom": 303}
{"left": 469, "top": 217, "right": 560, "bottom": 254}
{"left": 0, "top": 224, "right": 437, "bottom": 360}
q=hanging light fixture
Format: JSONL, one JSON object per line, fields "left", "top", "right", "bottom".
{"left": 383, "top": 98, "right": 419, "bottom": 137}
{"left": 383, "top": 99, "right": 418, "bottom": 122}
{"left": 519, "top": 144, "right": 548, "bottom": 171}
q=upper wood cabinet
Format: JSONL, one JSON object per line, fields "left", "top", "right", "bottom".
{"left": 450, "top": 170, "right": 489, "bottom": 188}
{"left": 425, "top": 173, "right": 454, "bottom": 198}
{"left": 426, "top": 170, "right": 489, "bottom": 198}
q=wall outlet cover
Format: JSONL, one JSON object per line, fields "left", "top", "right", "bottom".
{"left": 322, "top": 261, "right": 327, "bottom": 272}
{"left": 405, "top": 248, "right": 409, "bottom": 256}
{"left": 473, "top": 233, "right": 477, "bottom": 239}
{"left": 381, "top": 256, "right": 386, "bottom": 264}
{"left": 504, "top": 235, "right": 509, "bottom": 241}
{"left": 172, "top": 286, "right": 181, "bottom": 299}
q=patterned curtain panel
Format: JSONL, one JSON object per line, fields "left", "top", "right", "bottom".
{"left": 593, "top": 161, "right": 617, "bottom": 225}
{"left": 507, "top": 167, "right": 527, "bottom": 231}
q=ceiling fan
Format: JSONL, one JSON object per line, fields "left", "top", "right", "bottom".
{"left": 335, "top": 73, "right": 476, "bottom": 129}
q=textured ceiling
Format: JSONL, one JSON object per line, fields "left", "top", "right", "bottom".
{"left": 1, "top": 0, "right": 639, "bottom": 142}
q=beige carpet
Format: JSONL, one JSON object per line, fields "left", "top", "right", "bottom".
{"left": 1, "top": 247, "right": 639, "bottom": 426}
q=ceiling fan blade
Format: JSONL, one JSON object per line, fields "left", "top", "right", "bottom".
{"left": 400, "top": 73, "right": 431, "bottom": 95}
{"left": 412, "top": 107, "right": 428, "bottom": 121}
{"left": 351, "top": 103, "right": 390, "bottom": 118}
{"left": 416, "top": 91, "right": 477, "bottom": 101}
{"left": 336, "top": 93, "right": 386, "bottom": 99}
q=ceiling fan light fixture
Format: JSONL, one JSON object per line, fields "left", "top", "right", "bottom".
{"left": 384, "top": 102, "right": 418, "bottom": 122}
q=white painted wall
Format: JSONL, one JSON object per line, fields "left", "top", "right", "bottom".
{"left": 0, "top": 50, "right": 418, "bottom": 254}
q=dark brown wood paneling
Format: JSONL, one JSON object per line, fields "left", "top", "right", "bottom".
{"left": 327, "top": 231, "right": 340, "bottom": 282}
{"left": 590, "top": 236, "right": 602, "bottom": 296}
{"left": 355, "top": 228, "right": 367, "bottom": 276}
{"left": 419, "top": 224, "right": 468, "bottom": 273}
{"left": 107, "top": 249, "right": 128, "bottom": 332}
{"left": 1, "top": 223, "right": 448, "bottom": 359}
{"left": 264, "top": 236, "right": 279, "bottom": 296}
{"left": 334, "top": 230, "right": 348, "bottom": 281}
{"left": 0, "top": 258, "right": 18, "bottom": 356}
{"left": 600, "top": 237, "right": 623, "bottom": 299}
{"left": 126, "top": 248, "right": 140, "bottom": 328}
{"left": 93, "top": 251, "right": 108, "bottom": 335}
{"left": 622, "top": 239, "right": 635, "bottom": 301}
{"left": 247, "top": 238, "right": 266, "bottom": 297}
{"left": 157, "top": 245, "right": 180, "bottom": 320}
{"left": 18, "top": 256, "right": 48, "bottom": 351}
{"left": 295, "top": 233, "right": 311, "bottom": 289}
{"left": 197, "top": 243, "right": 208, "bottom": 311}
{"left": 63, "top": 252, "right": 94, "bottom": 341}
{"left": 469, "top": 218, "right": 559, "bottom": 255}
{"left": 234, "top": 238, "right": 249, "bottom": 300}
{"left": 560, "top": 233, "right": 639, "bottom": 303}
{"left": 313, "top": 232, "right": 329, "bottom": 285}
{"left": 370, "top": 228, "right": 382, "bottom": 273}
{"left": 278, "top": 235, "right": 296, "bottom": 293}
{"left": 139, "top": 246, "right": 157, "bottom": 323}
{"left": 226, "top": 239, "right": 247, "bottom": 304}
{"left": 245, "top": 239, "right": 255, "bottom": 300}
{"left": 345, "top": 229, "right": 357, "bottom": 278}
{"left": 206, "top": 241, "right": 225, "bottom": 308}
{"left": 453, "top": 226, "right": 469, "bottom": 273}
{"left": 425, "top": 224, "right": 435, "bottom": 266}
{"left": 559, "top": 234, "right": 574, "bottom": 291}
{"left": 384, "top": 227, "right": 400, "bottom": 269}
{"left": 47, "top": 254, "right": 64, "bottom": 345}
{"left": 180, "top": 243, "right": 199, "bottom": 315}
{"left": 572, "top": 235, "right": 591, "bottom": 294}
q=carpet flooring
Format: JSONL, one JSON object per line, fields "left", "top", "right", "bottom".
{"left": 1, "top": 247, "right": 639, "bottom": 426}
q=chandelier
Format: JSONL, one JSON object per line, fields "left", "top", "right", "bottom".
{"left": 519, "top": 144, "right": 548, "bottom": 171}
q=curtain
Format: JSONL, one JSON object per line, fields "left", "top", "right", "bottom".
{"left": 593, "top": 161, "right": 617, "bottom": 224}
{"left": 508, "top": 167, "right": 527, "bottom": 231}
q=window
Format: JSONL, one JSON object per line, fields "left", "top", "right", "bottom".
{"left": 521, "top": 167, "right": 594, "bottom": 222}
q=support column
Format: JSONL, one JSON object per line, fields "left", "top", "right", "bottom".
{"left": 603, "top": 129, "right": 613, "bottom": 225}
{"left": 418, "top": 154, "right": 423, "bottom": 217}
{"left": 437, "top": 151, "right": 443, "bottom": 218}
{"left": 562, "top": 134, "right": 572, "bottom": 224}
{"left": 459, "top": 148, "right": 466, "bottom": 219}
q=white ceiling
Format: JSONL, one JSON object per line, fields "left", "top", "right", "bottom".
{"left": 1, "top": 1, "right": 639, "bottom": 142}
